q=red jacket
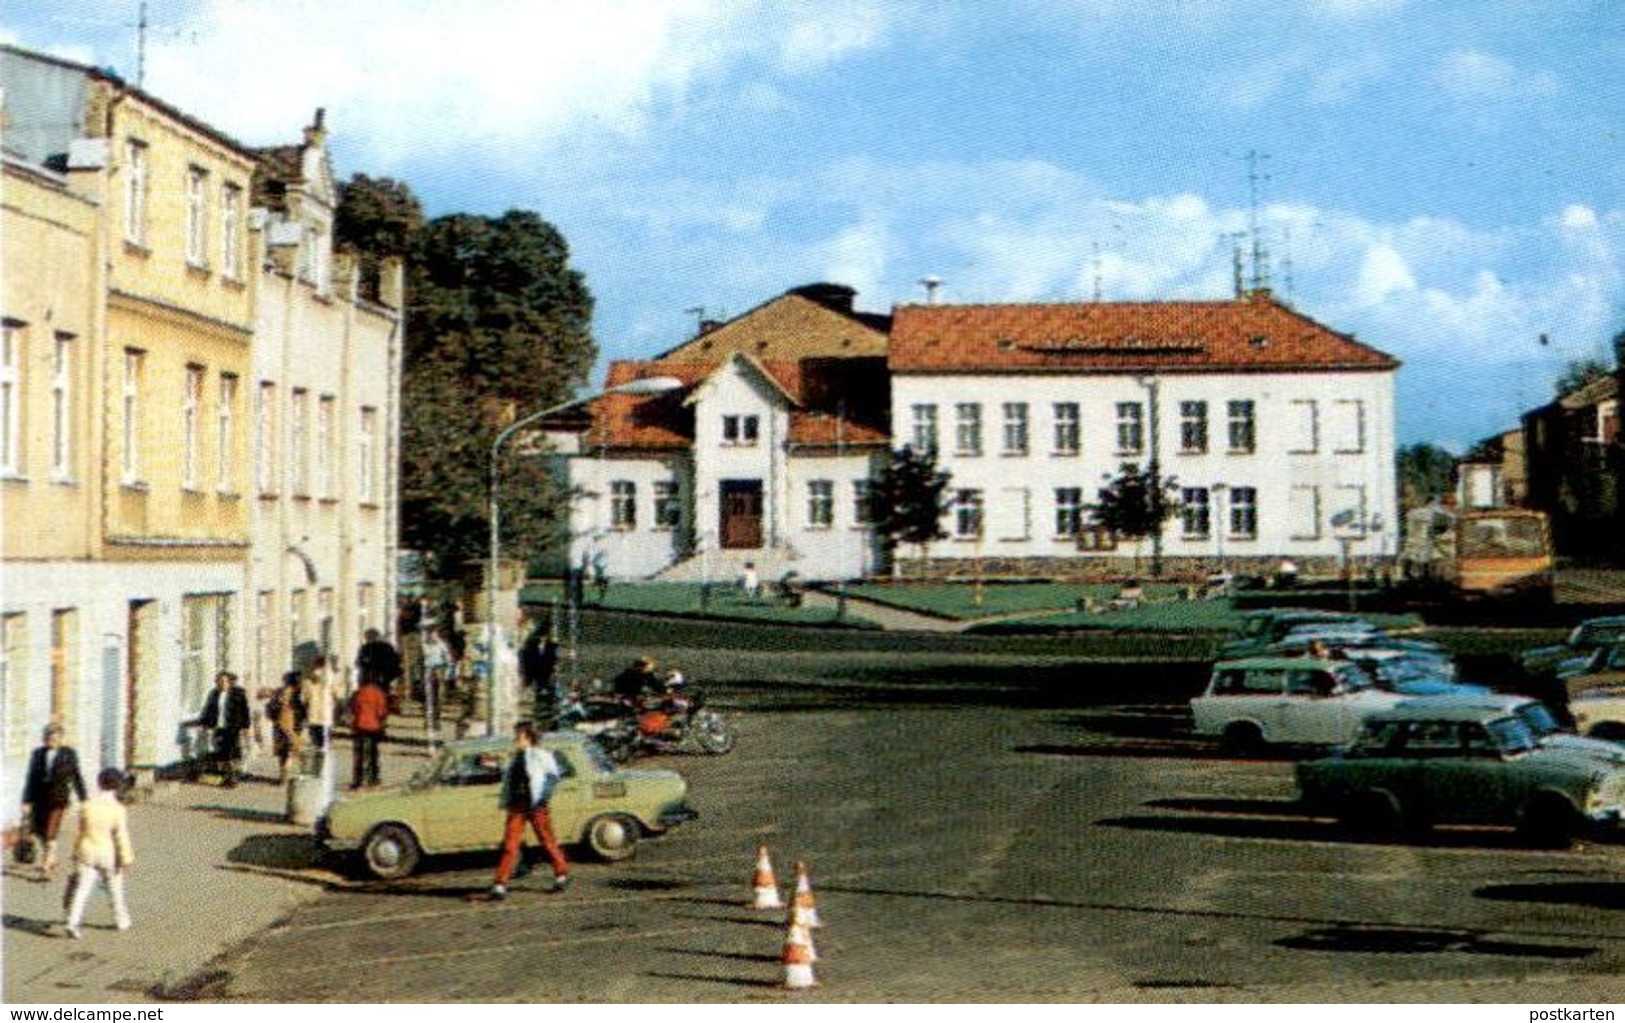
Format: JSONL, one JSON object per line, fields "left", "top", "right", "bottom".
{"left": 349, "top": 684, "right": 390, "bottom": 734}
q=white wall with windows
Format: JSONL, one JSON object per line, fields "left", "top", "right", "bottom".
{"left": 561, "top": 453, "right": 694, "bottom": 580}
{"left": 890, "top": 369, "right": 1396, "bottom": 565}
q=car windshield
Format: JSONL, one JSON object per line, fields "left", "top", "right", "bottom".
{"left": 1486, "top": 716, "right": 1539, "bottom": 755}
{"left": 1576, "top": 623, "right": 1625, "bottom": 648}
{"left": 1513, "top": 702, "right": 1560, "bottom": 738}
{"left": 1333, "top": 664, "right": 1377, "bottom": 691}
{"left": 1459, "top": 515, "right": 1546, "bottom": 557}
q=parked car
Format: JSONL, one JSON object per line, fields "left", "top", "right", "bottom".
{"left": 317, "top": 732, "right": 698, "bottom": 880}
{"left": 1216, "top": 610, "right": 1375, "bottom": 659}
{"left": 1338, "top": 650, "right": 1482, "bottom": 697}
{"left": 1559, "top": 643, "right": 1625, "bottom": 701}
{"left": 1392, "top": 693, "right": 1620, "bottom": 760}
{"left": 1296, "top": 701, "right": 1625, "bottom": 846}
{"left": 1520, "top": 616, "right": 1625, "bottom": 681}
{"left": 1191, "top": 657, "right": 1408, "bottom": 753}
{"left": 1569, "top": 685, "right": 1625, "bottom": 742}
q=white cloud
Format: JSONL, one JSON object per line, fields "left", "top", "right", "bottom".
{"left": 778, "top": 0, "right": 892, "bottom": 73}
{"left": 1435, "top": 49, "right": 1559, "bottom": 101}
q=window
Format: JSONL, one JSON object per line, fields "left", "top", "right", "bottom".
{"left": 302, "top": 224, "right": 329, "bottom": 293}
{"left": 807, "top": 480, "right": 834, "bottom": 528}
{"left": 2, "top": 613, "right": 28, "bottom": 757}
{"left": 1116, "top": 402, "right": 1144, "bottom": 454}
{"left": 221, "top": 182, "right": 243, "bottom": 279}
{"left": 1289, "top": 399, "right": 1319, "bottom": 454}
{"left": 1180, "top": 487, "right": 1210, "bottom": 538}
{"left": 356, "top": 583, "right": 374, "bottom": 641}
{"left": 1289, "top": 484, "right": 1321, "bottom": 540}
{"left": 254, "top": 591, "right": 273, "bottom": 694}
{"left": 121, "top": 349, "right": 143, "bottom": 483}
{"left": 654, "top": 480, "right": 681, "bottom": 528}
{"left": 1333, "top": 484, "right": 1368, "bottom": 533}
{"left": 1179, "top": 401, "right": 1208, "bottom": 454}
{"left": 185, "top": 166, "right": 209, "bottom": 267}
{"left": 1053, "top": 402, "right": 1080, "bottom": 455}
{"left": 955, "top": 403, "right": 982, "bottom": 456}
{"left": 1229, "top": 486, "right": 1258, "bottom": 539}
{"left": 953, "top": 488, "right": 984, "bottom": 538}
{"left": 852, "top": 479, "right": 873, "bottom": 525}
{"left": 123, "top": 140, "right": 148, "bottom": 246}
{"left": 50, "top": 609, "right": 78, "bottom": 737}
{"left": 1002, "top": 403, "right": 1029, "bottom": 455}
{"left": 183, "top": 365, "right": 204, "bottom": 490}
{"left": 1227, "top": 400, "right": 1256, "bottom": 453}
{"left": 216, "top": 374, "right": 237, "bottom": 492}
{"left": 722, "top": 414, "right": 759, "bottom": 445}
{"left": 1, "top": 324, "right": 20, "bottom": 475}
{"left": 610, "top": 480, "right": 636, "bottom": 529}
{"left": 1055, "top": 487, "right": 1084, "bottom": 538}
{"left": 51, "top": 334, "right": 73, "bottom": 479}
{"left": 911, "top": 403, "right": 938, "bottom": 453}
{"left": 316, "top": 395, "right": 336, "bottom": 498}
{"left": 1332, "top": 399, "right": 1366, "bottom": 454}
{"left": 358, "top": 407, "right": 377, "bottom": 503}
{"left": 1000, "top": 487, "right": 1031, "bottom": 540}
{"left": 289, "top": 388, "right": 308, "bottom": 495}
{"left": 255, "top": 381, "right": 276, "bottom": 495}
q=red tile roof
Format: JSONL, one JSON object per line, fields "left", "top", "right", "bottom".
{"left": 888, "top": 292, "right": 1398, "bottom": 375}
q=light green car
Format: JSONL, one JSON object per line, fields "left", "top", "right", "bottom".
{"left": 317, "top": 733, "right": 698, "bottom": 880}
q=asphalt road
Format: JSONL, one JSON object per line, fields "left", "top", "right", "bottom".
{"left": 205, "top": 679, "right": 1625, "bottom": 1003}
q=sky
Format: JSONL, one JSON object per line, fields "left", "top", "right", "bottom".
{"left": 7, "top": 0, "right": 1624, "bottom": 451}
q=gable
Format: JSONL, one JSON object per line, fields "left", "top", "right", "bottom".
{"left": 660, "top": 290, "right": 889, "bottom": 362}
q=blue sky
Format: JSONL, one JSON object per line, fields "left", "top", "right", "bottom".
{"left": 8, "top": 1, "right": 1623, "bottom": 450}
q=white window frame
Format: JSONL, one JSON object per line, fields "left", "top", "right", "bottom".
{"left": 50, "top": 333, "right": 73, "bottom": 480}
{"left": 216, "top": 373, "right": 237, "bottom": 493}
{"left": 610, "top": 480, "right": 637, "bottom": 529}
{"left": 185, "top": 166, "right": 209, "bottom": 268}
{"left": 121, "top": 349, "right": 144, "bottom": 484}
{"left": 183, "top": 365, "right": 204, "bottom": 490}
{"left": 653, "top": 479, "right": 681, "bottom": 529}
{"left": 1000, "top": 486, "right": 1031, "bottom": 541}
{"left": 1227, "top": 399, "right": 1256, "bottom": 454}
{"left": 955, "top": 403, "right": 982, "bottom": 457}
{"left": 1116, "top": 402, "right": 1144, "bottom": 455}
{"left": 1333, "top": 399, "right": 1366, "bottom": 454}
{"left": 722, "top": 414, "right": 760, "bottom": 446}
{"left": 290, "top": 388, "right": 308, "bottom": 496}
{"left": 1180, "top": 487, "right": 1211, "bottom": 539}
{"left": 1290, "top": 484, "right": 1322, "bottom": 541}
{"left": 953, "top": 488, "right": 984, "bottom": 538}
{"left": 256, "top": 381, "right": 277, "bottom": 495}
{"left": 911, "top": 403, "right": 938, "bottom": 453}
{"left": 358, "top": 406, "right": 377, "bottom": 503}
{"left": 1180, "top": 400, "right": 1208, "bottom": 454}
{"left": 1289, "top": 399, "right": 1320, "bottom": 454}
{"left": 1, "top": 324, "right": 20, "bottom": 476}
{"left": 2, "top": 613, "right": 29, "bottom": 757}
{"left": 123, "top": 140, "right": 148, "bottom": 247}
{"left": 316, "top": 395, "right": 336, "bottom": 498}
{"left": 221, "top": 182, "right": 243, "bottom": 280}
{"left": 1229, "top": 486, "right": 1258, "bottom": 539}
{"left": 852, "top": 479, "right": 873, "bottom": 525}
{"left": 1054, "top": 487, "right": 1084, "bottom": 538}
{"left": 807, "top": 479, "right": 834, "bottom": 529}
{"left": 1002, "top": 402, "right": 1029, "bottom": 456}
{"left": 1053, "top": 402, "right": 1080, "bottom": 455}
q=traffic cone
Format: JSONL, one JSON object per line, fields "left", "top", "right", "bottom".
{"left": 781, "top": 921, "right": 818, "bottom": 989}
{"left": 790, "top": 861, "right": 821, "bottom": 928}
{"left": 750, "top": 844, "right": 784, "bottom": 910}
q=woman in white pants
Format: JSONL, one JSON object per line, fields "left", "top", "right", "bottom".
{"left": 64, "top": 768, "right": 134, "bottom": 939}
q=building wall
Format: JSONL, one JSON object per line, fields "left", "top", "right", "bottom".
{"left": 890, "top": 369, "right": 1398, "bottom": 574}
{"left": 565, "top": 453, "right": 693, "bottom": 580}
{"left": 689, "top": 360, "right": 792, "bottom": 554}
{"left": 782, "top": 450, "right": 887, "bottom": 579}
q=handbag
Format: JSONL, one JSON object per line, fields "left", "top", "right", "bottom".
{"left": 8, "top": 825, "right": 37, "bottom": 865}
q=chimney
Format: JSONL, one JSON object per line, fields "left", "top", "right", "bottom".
{"left": 696, "top": 318, "right": 723, "bottom": 336}
{"left": 790, "top": 282, "right": 856, "bottom": 314}
{"left": 919, "top": 277, "right": 943, "bottom": 304}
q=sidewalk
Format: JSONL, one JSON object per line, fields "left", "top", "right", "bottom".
{"left": 1, "top": 739, "right": 430, "bottom": 1004}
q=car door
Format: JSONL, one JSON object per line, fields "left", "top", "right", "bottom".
{"left": 422, "top": 748, "right": 507, "bottom": 852}
{"left": 1409, "top": 721, "right": 1509, "bottom": 825}
{"left": 1275, "top": 668, "right": 1344, "bottom": 744}
{"left": 538, "top": 748, "right": 588, "bottom": 844}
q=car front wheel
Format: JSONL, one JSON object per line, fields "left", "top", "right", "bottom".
{"left": 362, "top": 822, "right": 422, "bottom": 880}
{"left": 1518, "top": 794, "right": 1583, "bottom": 849}
{"left": 586, "top": 814, "right": 641, "bottom": 862}
{"left": 1220, "top": 721, "right": 1265, "bottom": 757}
{"left": 1341, "top": 789, "right": 1407, "bottom": 837}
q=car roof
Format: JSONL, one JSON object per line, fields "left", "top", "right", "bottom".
{"left": 1386, "top": 694, "right": 1536, "bottom": 721}
{"left": 1578, "top": 616, "right": 1625, "bottom": 626}
{"left": 1244, "top": 609, "right": 1363, "bottom": 624}
{"left": 1214, "top": 656, "right": 1348, "bottom": 671}
{"left": 441, "top": 732, "right": 589, "bottom": 755}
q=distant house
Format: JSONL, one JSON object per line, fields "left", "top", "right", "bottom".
{"left": 543, "top": 284, "right": 1401, "bottom": 583}
{"left": 1523, "top": 370, "right": 1623, "bottom": 559}
{"left": 1457, "top": 428, "right": 1527, "bottom": 509}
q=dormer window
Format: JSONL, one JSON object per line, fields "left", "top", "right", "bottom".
{"left": 722, "top": 414, "right": 759, "bottom": 446}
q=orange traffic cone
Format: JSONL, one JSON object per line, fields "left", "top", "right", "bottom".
{"left": 750, "top": 844, "right": 784, "bottom": 910}
{"left": 781, "top": 921, "right": 818, "bottom": 989}
{"left": 790, "top": 861, "right": 821, "bottom": 928}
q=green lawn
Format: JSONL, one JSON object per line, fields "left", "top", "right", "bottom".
{"left": 971, "top": 598, "right": 1425, "bottom": 635}
{"left": 518, "top": 580, "right": 878, "bottom": 629}
{"left": 838, "top": 582, "right": 1185, "bottom": 620}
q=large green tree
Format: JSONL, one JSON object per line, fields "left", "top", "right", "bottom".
{"left": 1554, "top": 357, "right": 1612, "bottom": 399}
{"left": 1396, "top": 442, "right": 1456, "bottom": 510}
{"left": 871, "top": 445, "right": 951, "bottom": 576}
{"left": 334, "top": 173, "right": 423, "bottom": 300}
{"left": 1092, "top": 462, "right": 1178, "bottom": 575}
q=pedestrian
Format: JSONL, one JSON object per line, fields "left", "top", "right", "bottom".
{"left": 415, "top": 597, "right": 440, "bottom": 703}
{"left": 740, "top": 561, "right": 760, "bottom": 600}
{"left": 423, "top": 626, "right": 451, "bottom": 731}
{"left": 199, "top": 671, "right": 251, "bottom": 787}
{"left": 20, "top": 723, "right": 87, "bottom": 879}
{"left": 488, "top": 721, "right": 569, "bottom": 900}
{"left": 590, "top": 549, "right": 610, "bottom": 604}
{"left": 62, "top": 768, "right": 134, "bottom": 940}
{"left": 301, "top": 656, "right": 337, "bottom": 766}
{"left": 356, "top": 628, "right": 402, "bottom": 702}
{"left": 267, "top": 672, "right": 308, "bottom": 784}
{"left": 520, "top": 613, "right": 561, "bottom": 726}
{"left": 348, "top": 676, "right": 390, "bottom": 789}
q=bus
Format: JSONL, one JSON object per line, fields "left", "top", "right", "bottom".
{"left": 1399, "top": 504, "right": 1554, "bottom": 603}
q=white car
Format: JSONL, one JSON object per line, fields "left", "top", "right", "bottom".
{"left": 1569, "top": 686, "right": 1625, "bottom": 742}
{"left": 1191, "top": 656, "right": 1407, "bottom": 754}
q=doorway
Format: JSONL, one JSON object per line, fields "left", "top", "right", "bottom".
{"left": 720, "top": 479, "right": 764, "bottom": 550}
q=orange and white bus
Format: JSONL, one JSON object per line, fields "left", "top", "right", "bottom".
{"left": 1399, "top": 504, "right": 1554, "bottom": 602}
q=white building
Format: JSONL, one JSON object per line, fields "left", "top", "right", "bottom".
{"left": 544, "top": 285, "right": 1399, "bottom": 583}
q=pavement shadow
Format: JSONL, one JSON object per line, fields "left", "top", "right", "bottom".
{"left": 2, "top": 912, "right": 61, "bottom": 938}
{"left": 1145, "top": 797, "right": 1308, "bottom": 816}
{"left": 643, "top": 970, "right": 780, "bottom": 989}
{"left": 1275, "top": 925, "right": 1594, "bottom": 959}
{"left": 1474, "top": 881, "right": 1625, "bottom": 911}
{"left": 657, "top": 946, "right": 782, "bottom": 964}
{"left": 193, "top": 804, "right": 289, "bottom": 825}
{"left": 1014, "top": 742, "right": 1293, "bottom": 762}
{"left": 227, "top": 833, "right": 321, "bottom": 870}
{"left": 1096, "top": 813, "right": 1540, "bottom": 850}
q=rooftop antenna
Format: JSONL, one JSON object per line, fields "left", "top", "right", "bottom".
{"left": 919, "top": 276, "right": 943, "bottom": 304}
{"left": 1225, "top": 231, "right": 1247, "bottom": 299}
{"left": 1246, "top": 150, "right": 1272, "bottom": 294}
{"left": 684, "top": 306, "right": 706, "bottom": 336}
{"left": 1091, "top": 242, "right": 1103, "bottom": 302}
{"left": 1280, "top": 223, "right": 1296, "bottom": 306}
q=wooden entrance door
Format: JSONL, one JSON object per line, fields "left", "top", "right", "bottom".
{"left": 720, "top": 479, "right": 764, "bottom": 549}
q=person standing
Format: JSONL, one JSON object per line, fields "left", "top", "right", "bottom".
{"left": 62, "top": 768, "right": 135, "bottom": 939}
{"left": 356, "top": 628, "right": 402, "bottom": 702}
{"left": 20, "top": 724, "right": 87, "bottom": 878}
{"left": 422, "top": 626, "right": 451, "bottom": 733}
{"left": 199, "top": 672, "right": 251, "bottom": 787}
{"left": 348, "top": 676, "right": 390, "bottom": 789}
{"left": 519, "top": 615, "right": 561, "bottom": 726}
{"left": 488, "top": 721, "right": 569, "bottom": 900}
{"left": 301, "top": 657, "right": 337, "bottom": 771}
{"left": 267, "top": 673, "right": 308, "bottom": 784}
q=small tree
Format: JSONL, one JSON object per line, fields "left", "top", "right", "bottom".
{"left": 871, "top": 445, "right": 951, "bottom": 578}
{"left": 1092, "top": 462, "right": 1178, "bottom": 576}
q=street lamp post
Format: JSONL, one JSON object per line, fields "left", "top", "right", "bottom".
{"left": 1212, "top": 482, "right": 1228, "bottom": 580}
{"left": 485, "top": 375, "right": 682, "bottom": 736}
{"left": 1135, "top": 374, "right": 1163, "bottom": 578}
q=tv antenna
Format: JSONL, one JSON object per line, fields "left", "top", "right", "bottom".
{"left": 1246, "top": 150, "right": 1272, "bottom": 293}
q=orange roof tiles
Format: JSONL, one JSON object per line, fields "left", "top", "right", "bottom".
{"left": 888, "top": 292, "right": 1398, "bottom": 375}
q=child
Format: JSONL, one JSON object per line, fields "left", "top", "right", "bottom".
{"left": 63, "top": 769, "right": 134, "bottom": 939}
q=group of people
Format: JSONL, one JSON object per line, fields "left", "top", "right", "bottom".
{"left": 18, "top": 725, "right": 136, "bottom": 939}
{"left": 198, "top": 659, "right": 340, "bottom": 787}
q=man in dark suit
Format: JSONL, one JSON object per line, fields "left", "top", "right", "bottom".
{"left": 20, "top": 723, "right": 87, "bottom": 877}
{"left": 356, "top": 628, "right": 402, "bottom": 696}
{"left": 199, "top": 671, "right": 251, "bottom": 787}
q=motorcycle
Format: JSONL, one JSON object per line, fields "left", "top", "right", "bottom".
{"left": 556, "top": 673, "right": 735, "bottom": 762}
